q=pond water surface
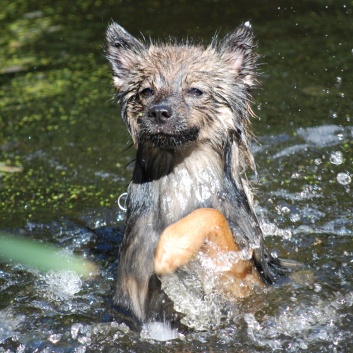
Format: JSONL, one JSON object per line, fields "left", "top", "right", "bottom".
{"left": 1, "top": 0, "right": 353, "bottom": 352}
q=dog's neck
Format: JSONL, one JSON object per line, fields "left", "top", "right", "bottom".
{"left": 129, "top": 143, "right": 225, "bottom": 224}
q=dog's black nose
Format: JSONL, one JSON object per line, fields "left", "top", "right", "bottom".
{"left": 148, "top": 104, "right": 172, "bottom": 124}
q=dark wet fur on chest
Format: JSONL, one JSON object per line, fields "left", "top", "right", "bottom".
{"left": 106, "top": 22, "right": 290, "bottom": 328}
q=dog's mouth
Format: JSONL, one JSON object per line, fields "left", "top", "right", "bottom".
{"left": 141, "top": 127, "right": 200, "bottom": 148}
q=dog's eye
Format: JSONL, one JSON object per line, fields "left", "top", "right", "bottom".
{"left": 187, "top": 88, "right": 203, "bottom": 97}
{"left": 140, "top": 87, "right": 154, "bottom": 98}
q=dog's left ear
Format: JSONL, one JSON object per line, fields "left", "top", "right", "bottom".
{"left": 218, "top": 22, "right": 257, "bottom": 88}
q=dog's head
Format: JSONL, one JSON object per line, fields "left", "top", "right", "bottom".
{"left": 106, "top": 22, "right": 257, "bottom": 157}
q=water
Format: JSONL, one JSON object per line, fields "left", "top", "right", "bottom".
{"left": 337, "top": 172, "right": 351, "bottom": 186}
{"left": 1, "top": 0, "right": 353, "bottom": 351}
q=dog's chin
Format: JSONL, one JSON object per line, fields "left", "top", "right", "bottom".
{"left": 141, "top": 127, "right": 200, "bottom": 149}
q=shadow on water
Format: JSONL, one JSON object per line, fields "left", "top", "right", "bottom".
{"left": 1, "top": 0, "right": 353, "bottom": 351}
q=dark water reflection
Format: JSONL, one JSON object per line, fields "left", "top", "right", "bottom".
{"left": 1, "top": 0, "right": 353, "bottom": 352}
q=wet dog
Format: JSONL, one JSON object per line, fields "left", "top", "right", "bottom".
{"left": 106, "top": 22, "right": 288, "bottom": 328}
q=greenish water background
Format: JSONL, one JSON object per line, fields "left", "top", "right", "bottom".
{"left": 1, "top": 0, "right": 352, "bottom": 228}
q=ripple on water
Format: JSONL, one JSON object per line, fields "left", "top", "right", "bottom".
{"left": 297, "top": 125, "right": 351, "bottom": 146}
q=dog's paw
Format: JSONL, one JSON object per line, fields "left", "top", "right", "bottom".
{"left": 154, "top": 208, "right": 264, "bottom": 298}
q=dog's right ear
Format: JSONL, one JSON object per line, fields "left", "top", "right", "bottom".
{"left": 106, "top": 22, "right": 145, "bottom": 90}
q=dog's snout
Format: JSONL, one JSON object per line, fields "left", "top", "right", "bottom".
{"left": 148, "top": 104, "right": 172, "bottom": 124}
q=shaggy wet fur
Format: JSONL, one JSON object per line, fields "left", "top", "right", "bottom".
{"left": 106, "top": 22, "right": 287, "bottom": 327}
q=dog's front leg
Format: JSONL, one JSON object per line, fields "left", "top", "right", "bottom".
{"left": 154, "top": 208, "right": 264, "bottom": 298}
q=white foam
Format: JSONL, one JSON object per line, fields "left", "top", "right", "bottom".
{"left": 141, "top": 322, "right": 179, "bottom": 341}
{"left": 43, "top": 270, "right": 82, "bottom": 301}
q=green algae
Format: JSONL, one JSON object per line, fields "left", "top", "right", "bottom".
{"left": 0, "top": 1, "right": 131, "bottom": 227}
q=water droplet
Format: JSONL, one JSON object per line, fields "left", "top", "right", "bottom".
{"left": 49, "top": 333, "right": 62, "bottom": 344}
{"left": 337, "top": 173, "right": 351, "bottom": 185}
{"left": 314, "top": 283, "right": 322, "bottom": 292}
{"left": 290, "top": 213, "right": 301, "bottom": 222}
{"left": 330, "top": 111, "right": 337, "bottom": 119}
{"left": 330, "top": 151, "right": 343, "bottom": 165}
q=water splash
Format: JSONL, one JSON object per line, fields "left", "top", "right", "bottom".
{"left": 243, "top": 292, "right": 349, "bottom": 351}
{"left": 141, "top": 322, "right": 180, "bottom": 341}
{"left": 261, "top": 220, "right": 292, "bottom": 239}
{"left": 42, "top": 270, "right": 82, "bottom": 301}
{"left": 160, "top": 249, "right": 257, "bottom": 331}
